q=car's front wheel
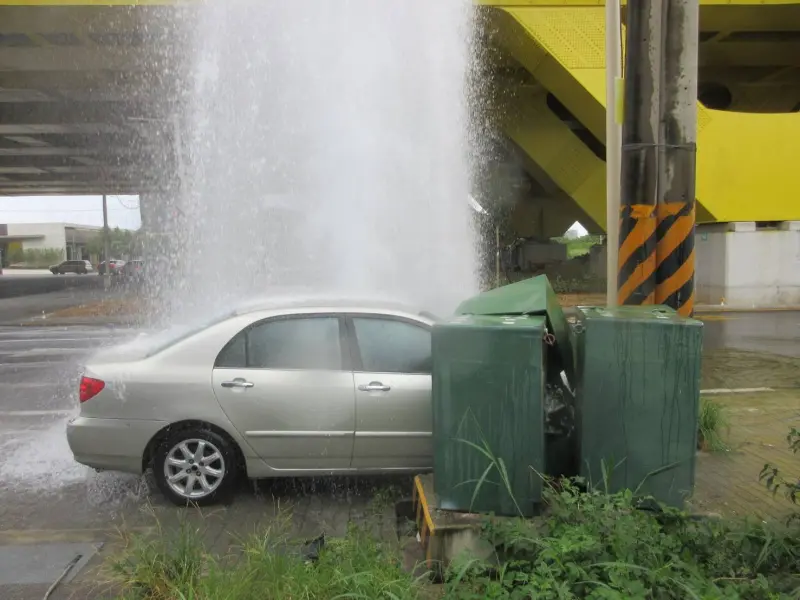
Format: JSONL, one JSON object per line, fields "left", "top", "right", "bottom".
{"left": 153, "top": 428, "right": 238, "bottom": 506}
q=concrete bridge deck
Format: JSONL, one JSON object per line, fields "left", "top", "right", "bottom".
{"left": 0, "top": 0, "right": 798, "bottom": 230}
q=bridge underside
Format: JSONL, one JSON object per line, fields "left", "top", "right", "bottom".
{"left": 0, "top": 4, "right": 184, "bottom": 196}
{"left": 0, "top": 1, "right": 798, "bottom": 234}
{"left": 480, "top": 1, "right": 800, "bottom": 230}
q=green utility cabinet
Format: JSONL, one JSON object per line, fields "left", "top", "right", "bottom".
{"left": 432, "top": 314, "right": 546, "bottom": 518}
{"left": 455, "top": 275, "right": 574, "bottom": 383}
{"left": 573, "top": 305, "right": 703, "bottom": 508}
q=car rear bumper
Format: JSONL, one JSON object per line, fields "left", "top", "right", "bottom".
{"left": 67, "top": 416, "right": 168, "bottom": 475}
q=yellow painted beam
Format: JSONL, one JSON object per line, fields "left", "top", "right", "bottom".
{"left": 0, "top": 1, "right": 190, "bottom": 5}
{"left": 490, "top": 6, "right": 800, "bottom": 227}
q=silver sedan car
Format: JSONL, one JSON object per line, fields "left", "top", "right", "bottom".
{"left": 67, "top": 296, "right": 435, "bottom": 505}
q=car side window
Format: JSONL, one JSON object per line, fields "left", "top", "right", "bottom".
{"left": 352, "top": 317, "right": 431, "bottom": 374}
{"left": 215, "top": 333, "right": 246, "bottom": 368}
{"left": 215, "top": 316, "right": 343, "bottom": 371}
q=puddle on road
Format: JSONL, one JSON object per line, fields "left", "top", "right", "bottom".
{"left": 0, "top": 418, "right": 148, "bottom": 509}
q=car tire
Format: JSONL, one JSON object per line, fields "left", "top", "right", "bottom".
{"left": 153, "top": 427, "right": 239, "bottom": 507}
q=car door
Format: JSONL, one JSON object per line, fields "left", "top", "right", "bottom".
{"left": 211, "top": 314, "right": 356, "bottom": 471}
{"left": 346, "top": 314, "right": 432, "bottom": 469}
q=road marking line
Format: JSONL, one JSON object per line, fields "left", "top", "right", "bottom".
{"left": 700, "top": 387, "right": 775, "bottom": 395}
{"left": 0, "top": 338, "right": 115, "bottom": 343}
{"left": 0, "top": 410, "right": 73, "bottom": 417}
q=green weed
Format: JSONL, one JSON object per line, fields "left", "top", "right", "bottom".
{"left": 761, "top": 426, "right": 800, "bottom": 508}
{"left": 698, "top": 396, "right": 730, "bottom": 452}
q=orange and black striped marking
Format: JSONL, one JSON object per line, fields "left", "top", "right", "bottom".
{"left": 655, "top": 201, "right": 695, "bottom": 316}
{"left": 618, "top": 203, "right": 657, "bottom": 306}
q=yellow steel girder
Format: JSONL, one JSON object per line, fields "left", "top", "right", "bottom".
{"left": 487, "top": 5, "right": 800, "bottom": 228}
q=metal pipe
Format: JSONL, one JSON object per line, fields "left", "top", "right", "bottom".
{"left": 102, "top": 194, "right": 110, "bottom": 291}
{"left": 604, "top": 0, "right": 622, "bottom": 307}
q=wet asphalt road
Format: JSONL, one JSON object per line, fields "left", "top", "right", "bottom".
{"left": 0, "top": 272, "right": 102, "bottom": 300}
{"left": 699, "top": 310, "right": 800, "bottom": 358}
{"left": 0, "top": 325, "right": 147, "bottom": 535}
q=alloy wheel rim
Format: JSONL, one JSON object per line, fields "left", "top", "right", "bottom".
{"left": 164, "top": 438, "right": 226, "bottom": 499}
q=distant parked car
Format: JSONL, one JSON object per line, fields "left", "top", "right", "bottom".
{"left": 120, "top": 259, "right": 144, "bottom": 280}
{"left": 97, "top": 259, "right": 125, "bottom": 275}
{"left": 50, "top": 260, "right": 93, "bottom": 275}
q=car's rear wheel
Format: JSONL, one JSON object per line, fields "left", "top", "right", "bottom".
{"left": 153, "top": 428, "right": 238, "bottom": 506}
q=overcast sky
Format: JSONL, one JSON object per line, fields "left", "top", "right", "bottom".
{"left": 0, "top": 196, "right": 141, "bottom": 230}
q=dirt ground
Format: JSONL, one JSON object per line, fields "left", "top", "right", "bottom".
{"left": 46, "top": 297, "right": 143, "bottom": 319}
{"left": 557, "top": 292, "right": 606, "bottom": 306}
{"left": 702, "top": 349, "right": 800, "bottom": 390}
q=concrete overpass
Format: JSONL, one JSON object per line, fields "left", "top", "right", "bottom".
{"left": 0, "top": 0, "right": 798, "bottom": 305}
{"left": 1, "top": 1, "right": 798, "bottom": 220}
{"left": 0, "top": 2, "right": 185, "bottom": 196}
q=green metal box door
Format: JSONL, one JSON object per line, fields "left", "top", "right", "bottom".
{"left": 574, "top": 305, "right": 703, "bottom": 507}
{"left": 455, "top": 274, "right": 575, "bottom": 384}
{"left": 432, "top": 314, "right": 546, "bottom": 517}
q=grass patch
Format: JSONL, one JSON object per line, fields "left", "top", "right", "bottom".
{"left": 698, "top": 396, "right": 730, "bottom": 452}
{"left": 107, "top": 513, "right": 426, "bottom": 600}
{"left": 442, "top": 480, "right": 800, "bottom": 599}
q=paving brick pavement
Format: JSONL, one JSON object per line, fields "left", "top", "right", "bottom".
{"left": 691, "top": 390, "right": 800, "bottom": 521}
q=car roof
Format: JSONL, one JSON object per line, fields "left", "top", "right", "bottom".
{"left": 231, "top": 290, "right": 433, "bottom": 319}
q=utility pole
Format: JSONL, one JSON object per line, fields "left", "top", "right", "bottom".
{"left": 102, "top": 194, "right": 111, "bottom": 291}
{"left": 604, "top": 0, "right": 622, "bottom": 307}
{"left": 617, "top": 0, "right": 662, "bottom": 306}
{"left": 655, "top": 0, "right": 700, "bottom": 317}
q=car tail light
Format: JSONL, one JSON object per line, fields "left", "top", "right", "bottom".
{"left": 79, "top": 376, "right": 105, "bottom": 403}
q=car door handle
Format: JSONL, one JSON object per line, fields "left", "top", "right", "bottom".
{"left": 358, "top": 382, "right": 391, "bottom": 392}
{"left": 221, "top": 380, "right": 255, "bottom": 389}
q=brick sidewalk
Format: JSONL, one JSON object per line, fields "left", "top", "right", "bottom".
{"left": 690, "top": 390, "right": 800, "bottom": 521}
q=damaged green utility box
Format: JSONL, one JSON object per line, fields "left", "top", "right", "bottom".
{"left": 432, "top": 314, "right": 546, "bottom": 517}
{"left": 573, "top": 305, "right": 703, "bottom": 507}
{"left": 455, "top": 275, "right": 575, "bottom": 384}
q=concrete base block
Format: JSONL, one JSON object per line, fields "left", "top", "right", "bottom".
{"left": 779, "top": 221, "right": 800, "bottom": 231}
{"left": 696, "top": 224, "right": 800, "bottom": 308}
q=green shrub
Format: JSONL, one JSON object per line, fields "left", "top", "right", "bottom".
{"left": 443, "top": 480, "right": 800, "bottom": 599}
{"left": 6, "top": 247, "right": 64, "bottom": 268}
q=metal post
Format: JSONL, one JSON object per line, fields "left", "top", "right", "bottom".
{"left": 618, "top": 0, "right": 662, "bottom": 306}
{"left": 604, "top": 0, "right": 622, "bottom": 307}
{"left": 495, "top": 225, "right": 501, "bottom": 288}
{"left": 655, "top": 0, "right": 699, "bottom": 316}
{"left": 102, "top": 194, "right": 110, "bottom": 291}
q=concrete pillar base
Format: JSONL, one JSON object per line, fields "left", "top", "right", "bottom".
{"left": 696, "top": 222, "right": 800, "bottom": 308}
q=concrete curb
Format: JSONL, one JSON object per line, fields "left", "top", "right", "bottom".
{"left": 7, "top": 318, "right": 139, "bottom": 328}
{"left": 694, "top": 305, "right": 800, "bottom": 314}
